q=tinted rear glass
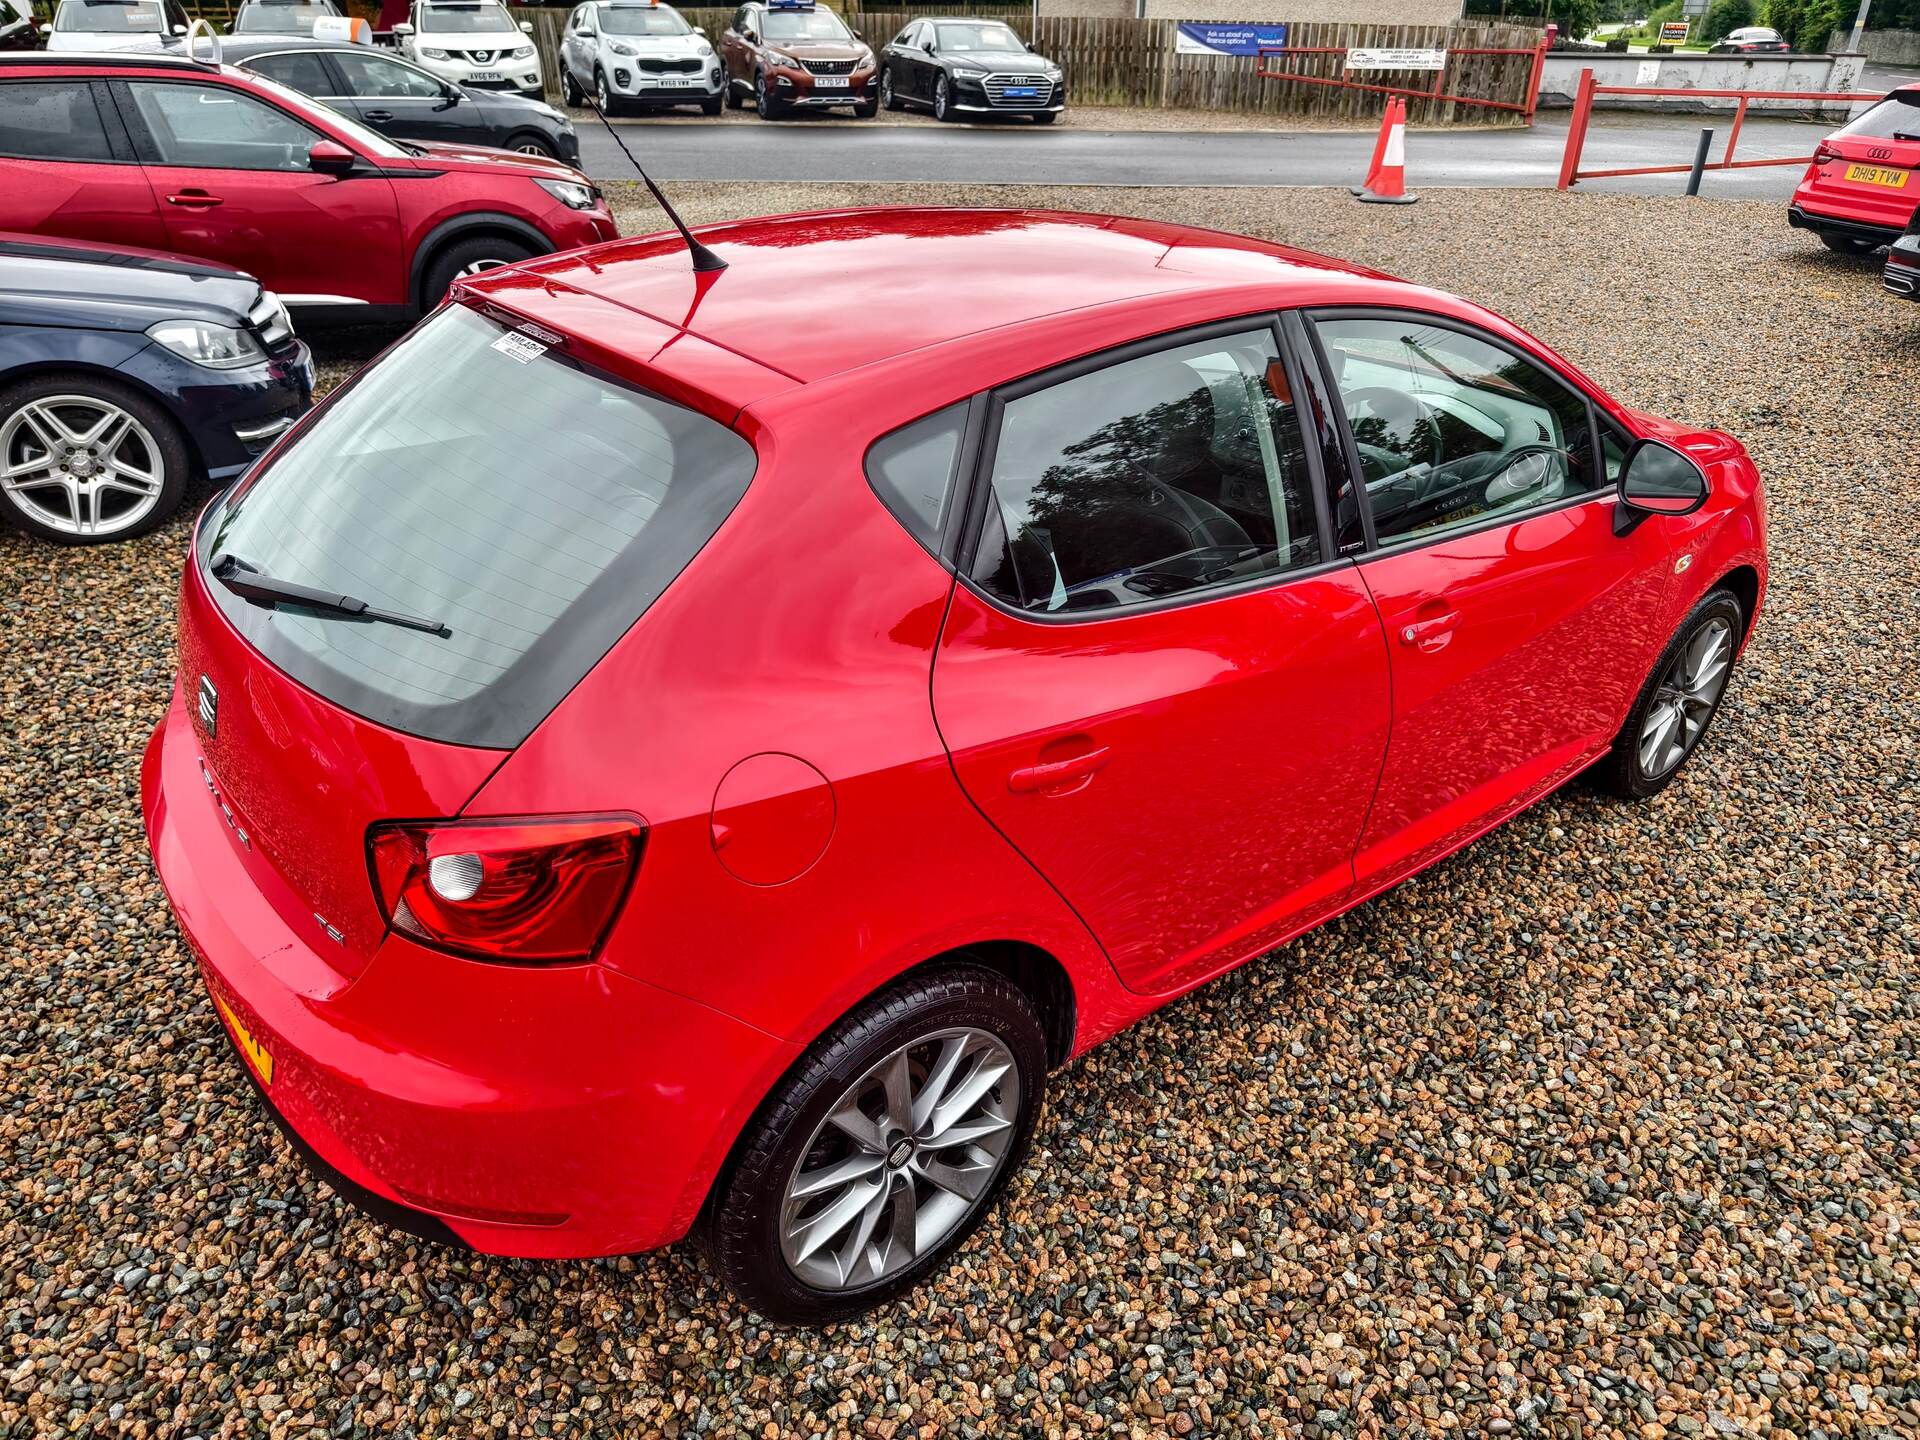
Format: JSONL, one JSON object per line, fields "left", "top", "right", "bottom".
{"left": 1836, "top": 93, "right": 1920, "bottom": 143}
{"left": 198, "top": 305, "right": 756, "bottom": 748}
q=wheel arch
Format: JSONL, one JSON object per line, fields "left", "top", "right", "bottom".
{"left": 1714, "top": 563, "right": 1762, "bottom": 644}
{"left": 408, "top": 212, "right": 556, "bottom": 312}
{"left": 0, "top": 358, "right": 204, "bottom": 476}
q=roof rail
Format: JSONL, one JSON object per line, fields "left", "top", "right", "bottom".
{"left": 0, "top": 48, "right": 219, "bottom": 69}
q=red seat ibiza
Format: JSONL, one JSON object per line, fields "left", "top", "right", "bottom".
{"left": 142, "top": 208, "right": 1767, "bottom": 1322}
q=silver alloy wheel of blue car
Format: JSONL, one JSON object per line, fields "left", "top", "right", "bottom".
{"left": 0, "top": 394, "right": 166, "bottom": 539}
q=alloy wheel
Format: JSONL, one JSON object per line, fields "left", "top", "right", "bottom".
{"left": 455, "top": 257, "right": 513, "bottom": 279}
{"left": 880, "top": 70, "right": 894, "bottom": 109}
{"left": 0, "top": 395, "right": 165, "bottom": 538}
{"left": 778, "top": 1026, "right": 1020, "bottom": 1291}
{"left": 934, "top": 74, "right": 949, "bottom": 120}
{"left": 1637, "top": 616, "right": 1733, "bottom": 778}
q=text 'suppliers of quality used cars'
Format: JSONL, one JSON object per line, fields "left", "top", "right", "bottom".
{"left": 142, "top": 208, "right": 1767, "bottom": 1324}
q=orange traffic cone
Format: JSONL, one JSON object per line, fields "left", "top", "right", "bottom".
{"left": 1352, "top": 97, "right": 1418, "bottom": 205}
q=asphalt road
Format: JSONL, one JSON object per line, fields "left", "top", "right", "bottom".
{"left": 574, "top": 109, "right": 1852, "bottom": 199}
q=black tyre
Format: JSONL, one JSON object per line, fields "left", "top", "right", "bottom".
{"left": 1819, "top": 233, "right": 1879, "bottom": 256}
{"left": 705, "top": 966, "right": 1047, "bottom": 1324}
{"left": 1033, "top": 109, "right": 1058, "bottom": 124}
{"left": 421, "top": 235, "right": 535, "bottom": 308}
{"left": 932, "top": 73, "right": 953, "bottom": 121}
{"left": 702, "top": 94, "right": 724, "bottom": 116}
{"left": 595, "top": 67, "right": 624, "bottom": 117}
{"left": 755, "top": 69, "right": 782, "bottom": 119}
{"left": 879, "top": 66, "right": 901, "bottom": 111}
{"left": 1591, "top": 588, "right": 1745, "bottom": 799}
{"left": 504, "top": 129, "right": 557, "bottom": 158}
{"left": 0, "top": 372, "right": 189, "bottom": 544}
{"left": 561, "top": 64, "right": 582, "bottom": 106}
{"left": 853, "top": 94, "right": 878, "bottom": 119}
{"left": 726, "top": 75, "right": 745, "bottom": 108}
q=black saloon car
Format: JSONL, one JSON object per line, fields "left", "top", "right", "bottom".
{"left": 878, "top": 16, "right": 1063, "bottom": 122}
{"left": 1886, "top": 223, "right": 1920, "bottom": 301}
{"left": 224, "top": 38, "right": 581, "bottom": 162}
{"left": 0, "top": 235, "right": 312, "bottom": 544}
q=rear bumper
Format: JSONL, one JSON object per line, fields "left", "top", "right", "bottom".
{"left": 141, "top": 683, "right": 799, "bottom": 1257}
{"left": 1887, "top": 243, "right": 1920, "bottom": 299}
{"left": 1788, "top": 201, "right": 1907, "bottom": 249}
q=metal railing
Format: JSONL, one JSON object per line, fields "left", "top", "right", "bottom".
{"left": 1556, "top": 66, "right": 1886, "bottom": 189}
{"left": 1256, "top": 39, "right": 1550, "bottom": 123}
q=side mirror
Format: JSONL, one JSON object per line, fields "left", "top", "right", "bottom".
{"left": 308, "top": 139, "right": 357, "bottom": 176}
{"left": 693, "top": 24, "right": 704, "bottom": 34}
{"left": 172, "top": 21, "right": 187, "bottom": 33}
{"left": 392, "top": 21, "right": 413, "bottom": 35}
{"left": 519, "top": 18, "right": 532, "bottom": 31}
{"left": 438, "top": 83, "right": 462, "bottom": 104}
{"left": 1614, "top": 437, "right": 1708, "bottom": 534}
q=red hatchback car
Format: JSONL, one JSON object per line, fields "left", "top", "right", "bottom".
{"left": 1789, "top": 84, "right": 1920, "bottom": 253}
{"left": 0, "top": 50, "right": 615, "bottom": 320}
{"left": 142, "top": 209, "right": 1767, "bottom": 1322}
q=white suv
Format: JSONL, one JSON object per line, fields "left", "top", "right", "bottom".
{"left": 46, "top": 0, "right": 190, "bottom": 52}
{"left": 560, "top": 0, "right": 724, "bottom": 116}
{"left": 395, "top": 0, "right": 542, "bottom": 98}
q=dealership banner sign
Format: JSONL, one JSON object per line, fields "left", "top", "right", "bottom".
{"left": 1345, "top": 47, "right": 1447, "bottom": 71}
{"left": 1174, "top": 22, "right": 1287, "bottom": 57}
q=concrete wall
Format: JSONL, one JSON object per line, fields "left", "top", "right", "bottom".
{"left": 1538, "top": 50, "right": 1872, "bottom": 116}
{"left": 1037, "top": 0, "right": 1464, "bottom": 19}
{"left": 1833, "top": 28, "right": 1920, "bottom": 66}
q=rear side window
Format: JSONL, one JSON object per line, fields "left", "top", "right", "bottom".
{"left": 969, "top": 328, "right": 1321, "bottom": 615}
{"left": 866, "top": 403, "right": 965, "bottom": 554}
{"left": 243, "top": 51, "right": 339, "bottom": 96}
{"left": 1835, "top": 92, "right": 1920, "bottom": 143}
{"left": 331, "top": 51, "right": 447, "bottom": 98}
{"left": 0, "top": 82, "right": 115, "bottom": 161}
{"left": 199, "top": 305, "right": 757, "bottom": 748}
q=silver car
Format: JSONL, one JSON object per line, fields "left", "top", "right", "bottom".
{"left": 560, "top": 0, "right": 724, "bottom": 116}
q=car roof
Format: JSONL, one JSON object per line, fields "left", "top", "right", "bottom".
{"left": 488, "top": 208, "right": 1398, "bottom": 386}
{"left": 0, "top": 49, "right": 213, "bottom": 69}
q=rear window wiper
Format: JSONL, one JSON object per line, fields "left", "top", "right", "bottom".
{"left": 211, "top": 553, "right": 449, "bottom": 636}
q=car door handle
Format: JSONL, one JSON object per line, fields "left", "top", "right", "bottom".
{"left": 1008, "top": 746, "right": 1111, "bottom": 794}
{"left": 166, "top": 190, "right": 222, "bottom": 209}
{"left": 363, "top": 109, "right": 395, "bottom": 122}
{"left": 1398, "top": 605, "right": 1460, "bottom": 653}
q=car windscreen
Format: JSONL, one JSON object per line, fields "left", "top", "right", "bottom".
{"left": 197, "top": 304, "right": 757, "bottom": 749}
{"left": 419, "top": 1, "right": 514, "bottom": 31}
{"left": 763, "top": 9, "right": 848, "bottom": 41}
{"left": 56, "top": 0, "right": 163, "bottom": 31}
{"left": 236, "top": 3, "right": 337, "bottom": 31}
{"left": 600, "top": 5, "right": 688, "bottom": 34}
{"left": 936, "top": 23, "right": 1021, "bottom": 52}
{"left": 1836, "top": 92, "right": 1920, "bottom": 143}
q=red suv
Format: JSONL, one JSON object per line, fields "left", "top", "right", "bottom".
{"left": 0, "top": 51, "right": 616, "bottom": 320}
{"left": 143, "top": 208, "right": 1767, "bottom": 1323}
{"left": 1789, "top": 84, "right": 1920, "bottom": 254}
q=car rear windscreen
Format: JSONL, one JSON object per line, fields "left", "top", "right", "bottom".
{"left": 198, "top": 304, "right": 756, "bottom": 748}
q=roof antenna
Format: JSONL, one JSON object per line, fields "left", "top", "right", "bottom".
{"left": 578, "top": 92, "right": 726, "bottom": 273}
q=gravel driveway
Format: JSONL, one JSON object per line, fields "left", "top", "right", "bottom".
{"left": 3, "top": 187, "right": 1916, "bottom": 1439}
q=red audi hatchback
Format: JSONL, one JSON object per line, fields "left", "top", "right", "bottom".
{"left": 143, "top": 209, "right": 1767, "bottom": 1322}
{"left": 1789, "top": 84, "right": 1920, "bottom": 253}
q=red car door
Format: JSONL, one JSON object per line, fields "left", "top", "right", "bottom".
{"left": 1304, "top": 310, "right": 1677, "bottom": 892}
{"left": 933, "top": 321, "right": 1392, "bottom": 997}
{"left": 112, "top": 75, "right": 404, "bottom": 306}
{"left": 0, "top": 77, "right": 170, "bottom": 252}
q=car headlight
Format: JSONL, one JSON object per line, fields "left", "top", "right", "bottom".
{"left": 607, "top": 40, "right": 635, "bottom": 56}
{"left": 420, "top": 46, "right": 451, "bottom": 59}
{"left": 534, "top": 177, "right": 598, "bottom": 210}
{"left": 856, "top": 45, "right": 872, "bottom": 65}
{"left": 511, "top": 44, "right": 534, "bottom": 59}
{"left": 768, "top": 51, "right": 798, "bottom": 69}
{"left": 950, "top": 62, "right": 987, "bottom": 77}
{"left": 695, "top": 40, "right": 712, "bottom": 56}
{"left": 147, "top": 319, "right": 267, "bottom": 370}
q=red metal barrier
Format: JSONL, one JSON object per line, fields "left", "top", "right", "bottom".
{"left": 1557, "top": 67, "right": 1886, "bottom": 189}
{"left": 1257, "top": 41, "right": 1550, "bottom": 125}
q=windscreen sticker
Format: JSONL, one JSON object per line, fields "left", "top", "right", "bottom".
{"left": 490, "top": 332, "right": 548, "bottom": 364}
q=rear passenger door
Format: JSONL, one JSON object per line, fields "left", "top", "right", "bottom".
{"left": 113, "top": 76, "right": 403, "bottom": 306}
{"left": 328, "top": 49, "right": 485, "bottom": 147}
{"left": 930, "top": 319, "right": 1393, "bottom": 997}
{"left": 0, "top": 78, "right": 170, "bottom": 253}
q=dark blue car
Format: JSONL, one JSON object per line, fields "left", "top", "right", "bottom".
{"left": 0, "top": 234, "right": 313, "bottom": 544}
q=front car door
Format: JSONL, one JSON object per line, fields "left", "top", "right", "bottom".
{"left": 0, "top": 77, "right": 170, "bottom": 252}
{"left": 329, "top": 48, "right": 483, "bottom": 146}
{"left": 932, "top": 319, "right": 1393, "bottom": 997}
{"left": 111, "top": 75, "right": 404, "bottom": 307}
{"left": 1303, "top": 308, "right": 1677, "bottom": 891}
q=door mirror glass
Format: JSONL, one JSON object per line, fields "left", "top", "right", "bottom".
{"left": 308, "top": 138, "right": 356, "bottom": 175}
{"left": 1618, "top": 438, "right": 1708, "bottom": 516}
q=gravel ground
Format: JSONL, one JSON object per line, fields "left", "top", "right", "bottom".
{"left": 3, "top": 187, "right": 1916, "bottom": 1439}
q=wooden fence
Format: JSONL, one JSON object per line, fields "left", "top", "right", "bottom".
{"left": 175, "top": 1, "right": 1542, "bottom": 123}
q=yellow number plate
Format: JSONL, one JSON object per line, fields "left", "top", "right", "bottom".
{"left": 1844, "top": 163, "right": 1910, "bottom": 189}
{"left": 214, "top": 991, "right": 275, "bottom": 1086}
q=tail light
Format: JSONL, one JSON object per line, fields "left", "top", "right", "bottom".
{"left": 1814, "top": 142, "right": 1841, "bottom": 165}
{"left": 368, "top": 815, "right": 644, "bottom": 963}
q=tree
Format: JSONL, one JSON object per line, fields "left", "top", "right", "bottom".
{"left": 1764, "top": 0, "right": 1845, "bottom": 47}
{"left": 1703, "top": 0, "right": 1756, "bottom": 40}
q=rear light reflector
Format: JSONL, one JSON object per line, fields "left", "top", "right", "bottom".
{"left": 368, "top": 815, "right": 644, "bottom": 963}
